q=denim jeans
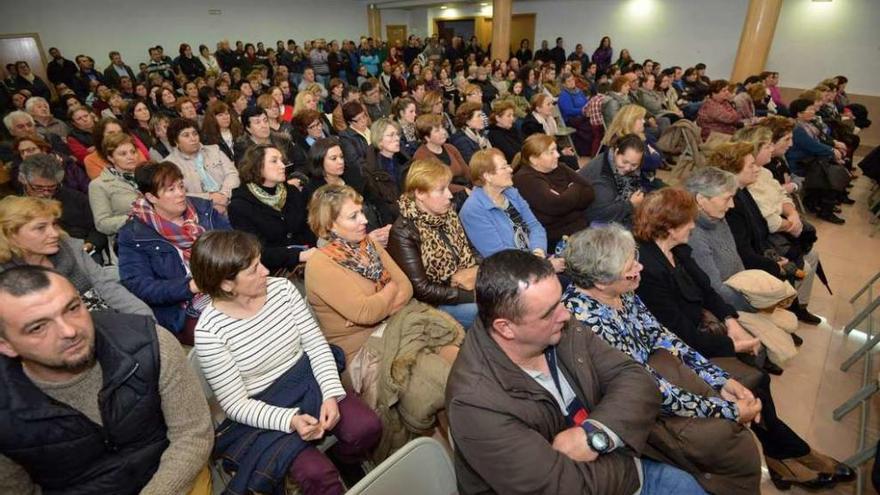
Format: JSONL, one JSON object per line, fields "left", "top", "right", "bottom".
{"left": 437, "top": 302, "right": 478, "bottom": 329}
{"left": 640, "top": 458, "right": 707, "bottom": 495}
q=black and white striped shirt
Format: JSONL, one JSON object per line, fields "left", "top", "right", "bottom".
{"left": 195, "top": 277, "right": 345, "bottom": 433}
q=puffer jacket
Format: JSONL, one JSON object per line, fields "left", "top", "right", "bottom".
{"left": 117, "top": 197, "right": 231, "bottom": 333}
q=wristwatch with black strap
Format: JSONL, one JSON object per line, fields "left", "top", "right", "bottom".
{"left": 581, "top": 420, "right": 612, "bottom": 454}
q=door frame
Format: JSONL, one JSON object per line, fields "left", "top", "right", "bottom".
{"left": 0, "top": 32, "right": 50, "bottom": 92}
{"left": 385, "top": 24, "right": 408, "bottom": 47}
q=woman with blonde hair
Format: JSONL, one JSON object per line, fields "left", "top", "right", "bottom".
{"left": 293, "top": 90, "right": 319, "bottom": 116}
{"left": 602, "top": 104, "right": 665, "bottom": 188}
{"left": 387, "top": 159, "right": 479, "bottom": 327}
{"left": 0, "top": 195, "right": 150, "bottom": 316}
{"left": 293, "top": 90, "right": 332, "bottom": 136}
{"left": 418, "top": 91, "right": 454, "bottom": 135}
{"left": 512, "top": 134, "right": 594, "bottom": 249}
{"left": 305, "top": 184, "right": 462, "bottom": 459}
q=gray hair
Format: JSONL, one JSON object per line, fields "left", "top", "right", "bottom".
{"left": 24, "top": 96, "right": 49, "bottom": 113}
{"left": 683, "top": 167, "right": 737, "bottom": 198}
{"left": 19, "top": 154, "right": 64, "bottom": 184}
{"left": 3, "top": 111, "right": 34, "bottom": 132}
{"left": 369, "top": 118, "right": 400, "bottom": 149}
{"left": 563, "top": 224, "right": 636, "bottom": 289}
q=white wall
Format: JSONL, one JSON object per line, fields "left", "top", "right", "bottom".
{"left": 381, "top": 8, "right": 412, "bottom": 33}
{"left": 403, "top": 0, "right": 879, "bottom": 96}
{"left": 767, "top": 0, "right": 880, "bottom": 96}
{"left": 417, "top": 0, "right": 747, "bottom": 78}
{"left": 0, "top": 0, "right": 369, "bottom": 68}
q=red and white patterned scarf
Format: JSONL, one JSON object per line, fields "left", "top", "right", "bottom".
{"left": 129, "top": 197, "right": 205, "bottom": 261}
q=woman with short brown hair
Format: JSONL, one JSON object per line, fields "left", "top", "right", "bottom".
{"left": 449, "top": 101, "right": 490, "bottom": 165}
{"left": 696, "top": 80, "right": 740, "bottom": 140}
{"left": 116, "top": 161, "right": 231, "bottom": 344}
{"left": 411, "top": 114, "right": 470, "bottom": 193}
{"left": 228, "top": 143, "right": 316, "bottom": 274}
{"left": 191, "top": 230, "right": 380, "bottom": 495}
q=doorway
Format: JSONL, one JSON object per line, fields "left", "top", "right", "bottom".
{"left": 0, "top": 33, "right": 50, "bottom": 95}
{"left": 434, "top": 19, "right": 476, "bottom": 47}
{"left": 434, "top": 13, "right": 535, "bottom": 60}
{"left": 509, "top": 14, "right": 536, "bottom": 58}
{"left": 386, "top": 25, "right": 408, "bottom": 49}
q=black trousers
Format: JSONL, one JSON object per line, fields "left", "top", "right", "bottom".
{"left": 715, "top": 357, "right": 811, "bottom": 460}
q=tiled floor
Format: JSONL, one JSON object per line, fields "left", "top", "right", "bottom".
{"left": 756, "top": 173, "right": 880, "bottom": 494}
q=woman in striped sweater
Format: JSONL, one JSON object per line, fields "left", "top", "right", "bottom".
{"left": 190, "top": 230, "right": 381, "bottom": 495}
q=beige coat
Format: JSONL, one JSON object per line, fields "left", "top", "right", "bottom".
{"left": 88, "top": 168, "right": 140, "bottom": 235}
{"left": 747, "top": 168, "right": 795, "bottom": 233}
{"left": 166, "top": 144, "right": 239, "bottom": 200}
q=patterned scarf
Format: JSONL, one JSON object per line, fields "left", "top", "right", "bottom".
{"left": 129, "top": 197, "right": 205, "bottom": 261}
{"left": 247, "top": 183, "right": 287, "bottom": 211}
{"left": 532, "top": 111, "right": 558, "bottom": 136}
{"left": 463, "top": 126, "right": 491, "bottom": 150}
{"left": 320, "top": 232, "right": 390, "bottom": 287}
{"left": 193, "top": 150, "right": 221, "bottom": 193}
{"left": 606, "top": 152, "right": 641, "bottom": 202}
{"left": 400, "top": 120, "right": 417, "bottom": 144}
{"left": 106, "top": 165, "right": 139, "bottom": 190}
{"left": 397, "top": 196, "right": 476, "bottom": 284}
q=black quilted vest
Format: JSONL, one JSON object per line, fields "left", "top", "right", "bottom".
{"left": 0, "top": 312, "right": 169, "bottom": 494}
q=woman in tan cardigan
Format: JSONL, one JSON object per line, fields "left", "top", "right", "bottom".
{"left": 305, "top": 184, "right": 461, "bottom": 458}
{"left": 305, "top": 184, "right": 459, "bottom": 365}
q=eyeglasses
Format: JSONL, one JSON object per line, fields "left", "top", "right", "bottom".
{"left": 25, "top": 180, "right": 59, "bottom": 194}
{"left": 623, "top": 250, "right": 641, "bottom": 281}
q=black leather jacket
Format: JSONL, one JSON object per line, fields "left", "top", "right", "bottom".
{"left": 387, "top": 216, "right": 476, "bottom": 306}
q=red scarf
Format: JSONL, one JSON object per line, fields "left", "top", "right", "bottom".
{"left": 130, "top": 197, "right": 205, "bottom": 261}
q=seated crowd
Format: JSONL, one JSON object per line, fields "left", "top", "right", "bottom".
{"left": 0, "top": 31, "right": 873, "bottom": 494}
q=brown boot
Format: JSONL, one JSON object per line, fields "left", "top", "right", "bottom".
{"left": 794, "top": 450, "right": 856, "bottom": 483}
{"left": 765, "top": 456, "right": 836, "bottom": 490}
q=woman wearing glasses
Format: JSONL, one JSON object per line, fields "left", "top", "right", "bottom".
{"left": 562, "top": 224, "right": 853, "bottom": 492}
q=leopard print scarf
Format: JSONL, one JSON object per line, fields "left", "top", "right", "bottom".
{"left": 398, "top": 195, "right": 476, "bottom": 284}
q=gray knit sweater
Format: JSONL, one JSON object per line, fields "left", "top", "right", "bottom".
{"left": 687, "top": 213, "right": 755, "bottom": 311}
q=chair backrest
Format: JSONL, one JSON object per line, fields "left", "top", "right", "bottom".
{"left": 187, "top": 348, "right": 227, "bottom": 427}
{"left": 346, "top": 437, "right": 457, "bottom": 495}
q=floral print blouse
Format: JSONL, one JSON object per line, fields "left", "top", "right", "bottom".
{"left": 562, "top": 286, "right": 739, "bottom": 421}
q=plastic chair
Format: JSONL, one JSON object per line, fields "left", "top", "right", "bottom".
{"left": 346, "top": 437, "right": 457, "bottom": 495}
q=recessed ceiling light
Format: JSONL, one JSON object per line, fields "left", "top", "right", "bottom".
{"left": 440, "top": 5, "right": 448, "bottom": 8}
